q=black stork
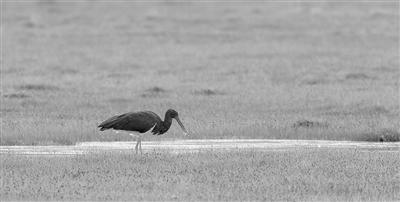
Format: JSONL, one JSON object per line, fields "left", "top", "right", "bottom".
{"left": 98, "top": 109, "right": 188, "bottom": 154}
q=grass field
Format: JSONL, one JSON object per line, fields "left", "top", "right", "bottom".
{"left": 1, "top": 149, "right": 399, "bottom": 201}
{"left": 1, "top": 1, "right": 399, "bottom": 145}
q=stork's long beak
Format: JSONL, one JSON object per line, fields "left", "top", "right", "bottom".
{"left": 175, "top": 116, "right": 188, "bottom": 136}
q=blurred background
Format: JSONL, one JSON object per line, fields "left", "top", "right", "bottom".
{"left": 1, "top": 0, "right": 399, "bottom": 145}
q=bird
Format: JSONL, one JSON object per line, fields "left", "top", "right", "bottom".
{"left": 98, "top": 109, "right": 188, "bottom": 154}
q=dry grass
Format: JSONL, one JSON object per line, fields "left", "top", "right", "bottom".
{"left": 1, "top": 149, "right": 399, "bottom": 201}
{"left": 1, "top": 1, "right": 399, "bottom": 145}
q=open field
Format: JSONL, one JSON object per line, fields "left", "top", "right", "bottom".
{"left": 1, "top": 2, "right": 399, "bottom": 201}
{"left": 1, "top": 149, "right": 399, "bottom": 201}
{"left": 1, "top": 1, "right": 399, "bottom": 145}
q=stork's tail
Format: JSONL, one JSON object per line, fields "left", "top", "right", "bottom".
{"left": 98, "top": 114, "right": 124, "bottom": 131}
{"left": 98, "top": 122, "right": 111, "bottom": 131}
{"left": 99, "top": 127, "right": 109, "bottom": 131}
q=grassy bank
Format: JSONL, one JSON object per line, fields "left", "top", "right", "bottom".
{"left": 1, "top": 149, "right": 399, "bottom": 201}
{"left": 1, "top": 1, "right": 399, "bottom": 145}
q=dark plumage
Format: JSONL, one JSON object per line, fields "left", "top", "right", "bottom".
{"left": 98, "top": 109, "right": 188, "bottom": 153}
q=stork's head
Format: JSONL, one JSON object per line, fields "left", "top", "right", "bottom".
{"left": 166, "top": 109, "right": 178, "bottom": 118}
{"left": 166, "top": 109, "right": 188, "bottom": 136}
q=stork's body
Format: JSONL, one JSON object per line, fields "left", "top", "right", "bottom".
{"left": 98, "top": 109, "right": 188, "bottom": 153}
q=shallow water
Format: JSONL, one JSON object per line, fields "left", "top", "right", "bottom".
{"left": 0, "top": 139, "right": 398, "bottom": 156}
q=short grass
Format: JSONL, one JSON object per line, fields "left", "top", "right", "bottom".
{"left": 1, "top": 149, "right": 399, "bottom": 201}
{"left": 1, "top": 1, "right": 399, "bottom": 145}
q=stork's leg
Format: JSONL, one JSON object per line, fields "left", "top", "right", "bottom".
{"left": 136, "top": 135, "right": 142, "bottom": 154}
{"left": 139, "top": 135, "right": 143, "bottom": 154}
{"left": 135, "top": 137, "right": 140, "bottom": 154}
{"left": 130, "top": 133, "right": 139, "bottom": 154}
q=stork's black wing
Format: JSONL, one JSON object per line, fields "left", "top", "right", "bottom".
{"left": 98, "top": 111, "right": 162, "bottom": 133}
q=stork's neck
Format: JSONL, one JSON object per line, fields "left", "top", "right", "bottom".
{"left": 162, "top": 114, "right": 173, "bottom": 131}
